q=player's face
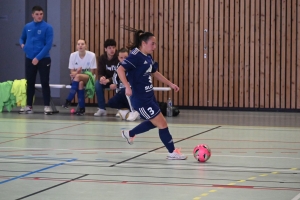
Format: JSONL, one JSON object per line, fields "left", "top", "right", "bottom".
{"left": 118, "top": 52, "right": 128, "bottom": 63}
{"left": 32, "top": 11, "right": 44, "bottom": 22}
{"left": 77, "top": 40, "right": 87, "bottom": 52}
{"left": 142, "top": 36, "right": 156, "bottom": 54}
{"left": 105, "top": 46, "right": 116, "bottom": 57}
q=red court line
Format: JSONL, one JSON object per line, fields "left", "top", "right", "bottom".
{"left": 1, "top": 176, "right": 299, "bottom": 192}
{"left": 0, "top": 122, "right": 89, "bottom": 145}
{"left": 281, "top": 152, "right": 298, "bottom": 154}
{"left": 80, "top": 152, "right": 98, "bottom": 154}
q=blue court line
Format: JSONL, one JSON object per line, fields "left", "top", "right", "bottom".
{"left": 0, "top": 158, "right": 77, "bottom": 185}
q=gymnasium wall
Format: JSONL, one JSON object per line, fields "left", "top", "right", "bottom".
{"left": 71, "top": 0, "right": 300, "bottom": 109}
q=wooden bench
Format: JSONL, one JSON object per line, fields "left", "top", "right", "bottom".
{"left": 35, "top": 84, "right": 171, "bottom": 113}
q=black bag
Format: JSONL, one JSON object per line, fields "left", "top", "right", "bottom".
{"left": 158, "top": 102, "right": 180, "bottom": 117}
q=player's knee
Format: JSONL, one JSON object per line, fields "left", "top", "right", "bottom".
{"left": 79, "top": 81, "right": 84, "bottom": 89}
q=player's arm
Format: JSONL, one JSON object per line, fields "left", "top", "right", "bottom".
{"left": 98, "top": 57, "right": 106, "bottom": 81}
{"left": 19, "top": 26, "right": 27, "bottom": 48}
{"left": 117, "top": 65, "right": 132, "bottom": 96}
{"left": 153, "top": 71, "right": 179, "bottom": 92}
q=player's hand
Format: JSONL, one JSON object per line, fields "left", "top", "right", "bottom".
{"left": 76, "top": 67, "right": 82, "bottom": 74}
{"left": 125, "top": 87, "right": 132, "bottom": 96}
{"left": 110, "top": 84, "right": 117, "bottom": 90}
{"left": 32, "top": 58, "right": 39, "bottom": 65}
{"left": 99, "top": 76, "right": 106, "bottom": 84}
{"left": 20, "top": 44, "right": 24, "bottom": 49}
{"left": 170, "top": 83, "right": 180, "bottom": 92}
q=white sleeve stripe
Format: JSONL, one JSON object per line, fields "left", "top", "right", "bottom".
{"left": 131, "top": 48, "right": 139, "bottom": 55}
{"left": 125, "top": 59, "right": 136, "bottom": 68}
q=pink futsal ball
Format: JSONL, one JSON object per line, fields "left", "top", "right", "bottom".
{"left": 193, "top": 144, "right": 211, "bottom": 162}
{"left": 70, "top": 108, "right": 75, "bottom": 114}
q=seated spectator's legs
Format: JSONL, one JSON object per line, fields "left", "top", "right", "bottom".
{"left": 95, "top": 80, "right": 110, "bottom": 109}
{"left": 107, "top": 88, "right": 130, "bottom": 109}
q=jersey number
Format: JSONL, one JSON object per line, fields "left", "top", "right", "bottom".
{"left": 147, "top": 107, "right": 155, "bottom": 115}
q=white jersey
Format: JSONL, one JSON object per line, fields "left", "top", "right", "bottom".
{"left": 68, "top": 51, "right": 97, "bottom": 72}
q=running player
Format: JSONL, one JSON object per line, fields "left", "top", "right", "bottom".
{"left": 117, "top": 28, "right": 187, "bottom": 160}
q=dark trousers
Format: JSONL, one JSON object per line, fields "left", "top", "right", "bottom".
{"left": 25, "top": 57, "right": 51, "bottom": 106}
{"left": 95, "top": 80, "right": 110, "bottom": 109}
{"left": 107, "top": 88, "right": 130, "bottom": 109}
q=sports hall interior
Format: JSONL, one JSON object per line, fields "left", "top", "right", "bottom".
{"left": 0, "top": 0, "right": 299, "bottom": 200}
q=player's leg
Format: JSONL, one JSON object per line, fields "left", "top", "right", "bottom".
{"left": 94, "top": 81, "right": 109, "bottom": 116}
{"left": 20, "top": 58, "right": 38, "bottom": 113}
{"left": 38, "top": 57, "right": 52, "bottom": 114}
{"left": 107, "top": 88, "right": 130, "bottom": 119}
{"left": 125, "top": 95, "right": 140, "bottom": 121}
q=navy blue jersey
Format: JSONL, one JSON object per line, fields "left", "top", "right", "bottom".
{"left": 112, "top": 62, "right": 126, "bottom": 93}
{"left": 120, "top": 48, "right": 158, "bottom": 104}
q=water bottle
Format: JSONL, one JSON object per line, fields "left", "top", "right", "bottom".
{"left": 167, "top": 98, "right": 173, "bottom": 117}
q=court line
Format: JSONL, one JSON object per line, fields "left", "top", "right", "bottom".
{"left": 15, "top": 174, "right": 88, "bottom": 200}
{"left": 5, "top": 176, "right": 300, "bottom": 192}
{"left": 0, "top": 122, "right": 89, "bottom": 145}
{"left": 109, "top": 126, "right": 221, "bottom": 167}
{"left": 291, "top": 193, "right": 300, "bottom": 200}
{"left": 0, "top": 158, "right": 77, "bottom": 185}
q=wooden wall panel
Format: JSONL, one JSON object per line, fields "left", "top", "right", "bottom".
{"left": 71, "top": 0, "right": 300, "bottom": 110}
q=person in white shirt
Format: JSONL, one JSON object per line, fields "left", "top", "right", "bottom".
{"left": 62, "top": 39, "right": 97, "bottom": 115}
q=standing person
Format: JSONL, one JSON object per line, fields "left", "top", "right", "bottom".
{"left": 19, "top": 5, "right": 53, "bottom": 115}
{"left": 117, "top": 29, "right": 187, "bottom": 160}
{"left": 62, "top": 39, "right": 97, "bottom": 115}
{"left": 94, "top": 39, "right": 119, "bottom": 116}
{"left": 108, "top": 48, "right": 140, "bottom": 121}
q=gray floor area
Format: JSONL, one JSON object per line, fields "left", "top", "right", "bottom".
{"left": 0, "top": 106, "right": 299, "bottom": 200}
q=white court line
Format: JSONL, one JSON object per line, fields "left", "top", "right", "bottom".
{"left": 292, "top": 193, "right": 300, "bottom": 200}
{"left": 0, "top": 147, "right": 300, "bottom": 160}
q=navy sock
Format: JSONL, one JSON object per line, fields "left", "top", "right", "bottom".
{"left": 159, "top": 127, "right": 175, "bottom": 153}
{"left": 78, "top": 89, "right": 85, "bottom": 108}
{"left": 67, "top": 81, "right": 79, "bottom": 101}
{"left": 129, "top": 120, "right": 156, "bottom": 137}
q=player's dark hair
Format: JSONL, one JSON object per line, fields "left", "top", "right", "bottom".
{"left": 118, "top": 47, "right": 129, "bottom": 55}
{"left": 104, "top": 39, "right": 117, "bottom": 48}
{"left": 32, "top": 6, "right": 43, "bottom": 13}
{"left": 121, "top": 26, "right": 154, "bottom": 50}
{"left": 77, "top": 39, "right": 86, "bottom": 44}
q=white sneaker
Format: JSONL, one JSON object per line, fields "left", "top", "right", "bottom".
{"left": 19, "top": 106, "right": 33, "bottom": 114}
{"left": 167, "top": 148, "right": 187, "bottom": 160}
{"left": 94, "top": 108, "right": 107, "bottom": 116}
{"left": 115, "top": 111, "right": 120, "bottom": 117}
{"left": 121, "top": 129, "right": 134, "bottom": 145}
{"left": 44, "top": 106, "right": 53, "bottom": 115}
{"left": 118, "top": 109, "right": 130, "bottom": 120}
{"left": 126, "top": 111, "right": 140, "bottom": 121}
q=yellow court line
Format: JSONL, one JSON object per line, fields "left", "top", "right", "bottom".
{"left": 237, "top": 180, "right": 246, "bottom": 182}
{"left": 248, "top": 177, "right": 256, "bottom": 180}
{"left": 272, "top": 172, "right": 279, "bottom": 174}
{"left": 228, "top": 183, "right": 236, "bottom": 185}
{"left": 201, "top": 193, "right": 209, "bottom": 197}
{"left": 209, "top": 190, "right": 217, "bottom": 193}
{"left": 291, "top": 168, "right": 298, "bottom": 170}
{"left": 259, "top": 174, "right": 268, "bottom": 177}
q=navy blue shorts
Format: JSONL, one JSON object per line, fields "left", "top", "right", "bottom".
{"left": 133, "top": 98, "right": 161, "bottom": 120}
